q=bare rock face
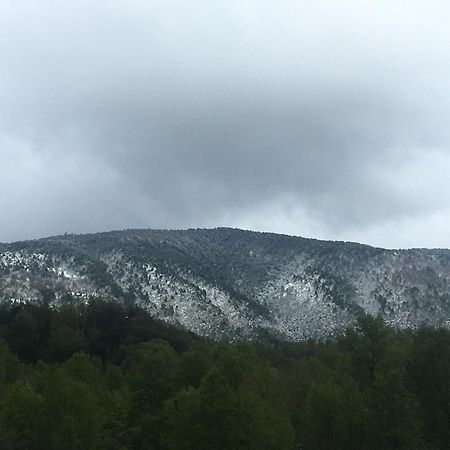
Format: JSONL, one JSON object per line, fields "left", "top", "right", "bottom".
{"left": 1, "top": 228, "right": 450, "bottom": 340}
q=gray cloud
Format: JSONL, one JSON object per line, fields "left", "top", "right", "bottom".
{"left": 1, "top": 0, "right": 450, "bottom": 248}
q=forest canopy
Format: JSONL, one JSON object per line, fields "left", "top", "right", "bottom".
{"left": 0, "top": 300, "right": 449, "bottom": 450}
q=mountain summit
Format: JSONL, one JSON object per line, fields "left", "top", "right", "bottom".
{"left": 1, "top": 228, "right": 449, "bottom": 340}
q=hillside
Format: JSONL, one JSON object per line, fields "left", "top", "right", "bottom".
{"left": 1, "top": 228, "right": 449, "bottom": 340}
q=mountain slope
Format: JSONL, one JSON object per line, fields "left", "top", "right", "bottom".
{"left": 1, "top": 228, "right": 449, "bottom": 340}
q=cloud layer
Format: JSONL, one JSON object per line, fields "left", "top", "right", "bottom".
{"left": 1, "top": 0, "right": 450, "bottom": 248}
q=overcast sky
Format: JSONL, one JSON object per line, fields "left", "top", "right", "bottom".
{"left": 1, "top": 0, "right": 450, "bottom": 248}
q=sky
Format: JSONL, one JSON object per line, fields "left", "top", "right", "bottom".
{"left": 1, "top": 0, "right": 450, "bottom": 248}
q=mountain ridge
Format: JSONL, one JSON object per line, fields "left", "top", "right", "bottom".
{"left": 1, "top": 227, "right": 449, "bottom": 340}
{"left": 3, "top": 226, "right": 448, "bottom": 251}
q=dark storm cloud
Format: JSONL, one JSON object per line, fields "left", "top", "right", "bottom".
{"left": 1, "top": 0, "right": 450, "bottom": 247}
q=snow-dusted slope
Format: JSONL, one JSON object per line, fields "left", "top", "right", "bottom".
{"left": 1, "top": 228, "right": 449, "bottom": 340}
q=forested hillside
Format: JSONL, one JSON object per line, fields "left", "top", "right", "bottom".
{"left": 2, "top": 228, "right": 450, "bottom": 340}
{"left": 0, "top": 300, "right": 449, "bottom": 449}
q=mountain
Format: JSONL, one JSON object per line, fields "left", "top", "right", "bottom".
{"left": 0, "top": 227, "right": 449, "bottom": 340}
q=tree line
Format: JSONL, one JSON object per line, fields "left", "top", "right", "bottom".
{"left": 0, "top": 299, "right": 449, "bottom": 449}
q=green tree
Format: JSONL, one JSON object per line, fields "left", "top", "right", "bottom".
{"left": 341, "top": 315, "right": 390, "bottom": 385}
{"left": 410, "top": 328, "right": 450, "bottom": 449}
{"left": 0, "top": 381, "right": 45, "bottom": 450}
{"left": 124, "top": 340, "right": 179, "bottom": 449}
{"left": 6, "top": 310, "right": 40, "bottom": 362}
{"left": 0, "top": 342, "right": 23, "bottom": 394}
{"left": 238, "top": 389, "right": 295, "bottom": 450}
{"left": 36, "top": 367, "right": 105, "bottom": 450}
{"left": 162, "top": 387, "right": 202, "bottom": 450}
{"left": 162, "top": 369, "right": 242, "bottom": 450}
{"left": 370, "top": 340, "right": 424, "bottom": 449}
